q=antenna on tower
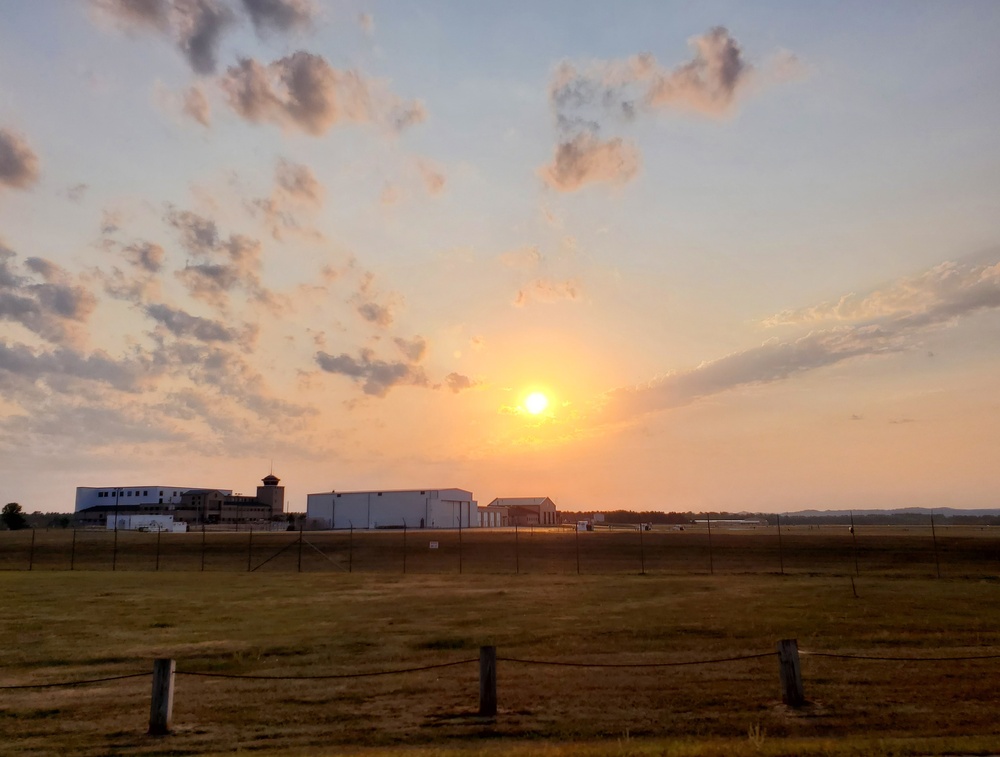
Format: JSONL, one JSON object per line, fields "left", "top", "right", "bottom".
{"left": 269, "top": 459, "right": 273, "bottom": 475}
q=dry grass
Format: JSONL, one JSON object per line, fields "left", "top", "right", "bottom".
{"left": 2, "top": 569, "right": 1000, "bottom": 755}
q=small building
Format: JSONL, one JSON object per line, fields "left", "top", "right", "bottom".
{"left": 479, "top": 497, "right": 559, "bottom": 527}
{"left": 306, "top": 488, "right": 477, "bottom": 529}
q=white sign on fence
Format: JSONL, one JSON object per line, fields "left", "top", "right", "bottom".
{"left": 429, "top": 541, "right": 439, "bottom": 549}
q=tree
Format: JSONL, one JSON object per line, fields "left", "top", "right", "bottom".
{"left": 2, "top": 502, "right": 28, "bottom": 531}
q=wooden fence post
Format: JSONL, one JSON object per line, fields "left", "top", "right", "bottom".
{"left": 479, "top": 645, "right": 497, "bottom": 716}
{"left": 70, "top": 528, "right": 77, "bottom": 571}
{"left": 155, "top": 528, "right": 161, "bottom": 571}
{"left": 776, "top": 639, "right": 805, "bottom": 707}
{"left": 247, "top": 527, "right": 253, "bottom": 572}
{"left": 348, "top": 524, "right": 353, "bottom": 573}
{"left": 28, "top": 529, "right": 35, "bottom": 571}
{"left": 200, "top": 524, "right": 206, "bottom": 572}
{"left": 148, "top": 658, "right": 175, "bottom": 735}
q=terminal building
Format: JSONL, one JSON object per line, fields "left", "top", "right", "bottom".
{"left": 306, "top": 488, "right": 476, "bottom": 529}
{"left": 75, "top": 473, "right": 285, "bottom": 526}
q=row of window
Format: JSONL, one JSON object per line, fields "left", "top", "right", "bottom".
{"left": 96, "top": 490, "right": 178, "bottom": 498}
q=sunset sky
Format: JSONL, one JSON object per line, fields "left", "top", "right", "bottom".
{"left": 2, "top": 1, "right": 999, "bottom": 514}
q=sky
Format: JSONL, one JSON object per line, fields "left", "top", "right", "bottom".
{"left": 2, "top": 0, "right": 1000, "bottom": 515}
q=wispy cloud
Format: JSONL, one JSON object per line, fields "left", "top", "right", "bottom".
{"left": 602, "top": 254, "right": 1000, "bottom": 426}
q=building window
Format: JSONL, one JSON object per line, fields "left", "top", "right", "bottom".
{"left": 143, "top": 490, "right": 148, "bottom": 496}
{"left": 377, "top": 492, "right": 382, "bottom": 497}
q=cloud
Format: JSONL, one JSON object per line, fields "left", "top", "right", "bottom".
{"left": 0, "top": 128, "right": 40, "bottom": 190}
{"left": 603, "top": 254, "right": 1000, "bottom": 427}
{"left": 241, "top": 0, "right": 315, "bottom": 35}
{"left": 550, "top": 27, "right": 762, "bottom": 131}
{"left": 124, "top": 241, "right": 166, "bottom": 273}
{"left": 249, "top": 159, "right": 324, "bottom": 239}
{"left": 416, "top": 159, "right": 446, "bottom": 195}
{"left": 539, "top": 133, "right": 639, "bottom": 192}
{"left": 65, "top": 183, "right": 89, "bottom": 202}
{"left": 0, "top": 248, "right": 97, "bottom": 347}
{"left": 315, "top": 348, "right": 428, "bottom": 397}
{"left": 514, "top": 277, "right": 581, "bottom": 306}
{"left": 542, "top": 28, "right": 797, "bottom": 192}
{"left": 144, "top": 303, "right": 250, "bottom": 344}
{"left": 445, "top": 372, "right": 474, "bottom": 393}
{"left": 764, "top": 259, "right": 1000, "bottom": 328}
{"left": 0, "top": 341, "right": 145, "bottom": 392}
{"left": 182, "top": 84, "right": 211, "bottom": 126}
{"left": 357, "top": 301, "right": 393, "bottom": 327}
{"left": 220, "top": 51, "right": 425, "bottom": 135}
{"left": 166, "top": 207, "right": 273, "bottom": 307}
{"left": 499, "top": 245, "right": 541, "bottom": 270}
{"left": 275, "top": 158, "right": 322, "bottom": 204}
{"left": 393, "top": 335, "right": 427, "bottom": 362}
{"left": 94, "top": 0, "right": 235, "bottom": 74}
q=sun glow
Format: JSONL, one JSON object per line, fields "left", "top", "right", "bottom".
{"left": 524, "top": 392, "right": 549, "bottom": 415}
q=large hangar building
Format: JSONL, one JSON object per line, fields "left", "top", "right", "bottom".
{"left": 307, "top": 488, "right": 476, "bottom": 529}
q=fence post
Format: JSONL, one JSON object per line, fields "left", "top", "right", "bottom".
{"left": 112, "top": 525, "right": 119, "bottom": 572}
{"left": 514, "top": 523, "right": 519, "bottom": 575}
{"left": 297, "top": 523, "right": 303, "bottom": 573}
{"left": 247, "top": 527, "right": 253, "bottom": 572}
{"left": 458, "top": 519, "right": 463, "bottom": 575}
{"left": 70, "top": 528, "right": 77, "bottom": 571}
{"left": 638, "top": 524, "right": 645, "bottom": 575}
{"left": 148, "top": 658, "right": 175, "bottom": 735}
{"left": 850, "top": 511, "right": 859, "bottom": 576}
{"left": 930, "top": 512, "right": 941, "bottom": 579}
{"left": 155, "top": 528, "right": 161, "bottom": 571}
{"left": 479, "top": 645, "right": 497, "bottom": 716}
{"left": 348, "top": 524, "right": 353, "bottom": 573}
{"left": 28, "top": 529, "right": 36, "bottom": 571}
{"left": 200, "top": 524, "right": 206, "bottom": 572}
{"left": 402, "top": 522, "right": 407, "bottom": 574}
{"left": 575, "top": 524, "right": 580, "bottom": 575}
{"left": 706, "top": 513, "right": 714, "bottom": 575}
{"left": 776, "top": 639, "right": 805, "bottom": 707}
{"left": 776, "top": 514, "right": 784, "bottom": 575}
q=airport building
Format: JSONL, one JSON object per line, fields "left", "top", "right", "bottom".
{"left": 75, "top": 473, "right": 285, "bottom": 526}
{"left": 478, "top": 497, "right": 559, "bottom": 527}
{"left": 306, "top": 488, "right": 477, "bottom": 529}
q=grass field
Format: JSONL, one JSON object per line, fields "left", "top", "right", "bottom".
{"left": 2, "top": 524, "right": 999, "bottom": 578}
{"left": 2, "top": 566, "right": 1000, "bottom": 756}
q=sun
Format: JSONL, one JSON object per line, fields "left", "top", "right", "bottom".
{"left": 524, "top": 392, "right": 549, "bottom": 415}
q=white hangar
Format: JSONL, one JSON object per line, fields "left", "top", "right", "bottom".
{"left": 306, "top": 488, "right": 477, "bottom": 529}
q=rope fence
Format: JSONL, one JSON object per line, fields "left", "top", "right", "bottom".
{"left": 3, "top": 639, "right": 1000, "bottom": 735}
